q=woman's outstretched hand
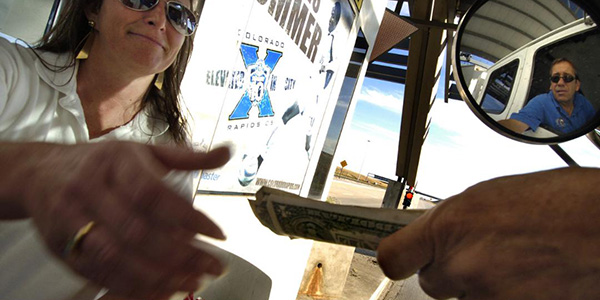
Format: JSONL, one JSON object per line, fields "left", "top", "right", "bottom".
{"left": 13, "top": 141, "right": 231, "bottom": 300}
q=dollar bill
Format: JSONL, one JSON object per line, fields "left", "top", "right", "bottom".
{"left": 249, "top": 187, "right": 427, "bottom": 251}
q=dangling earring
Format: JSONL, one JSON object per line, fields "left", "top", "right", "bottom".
{"left": 76, "top": 20, "right": 96, "bottom": 60}
{"left": 154, "top": 72, "right": 164, "bottom": 90}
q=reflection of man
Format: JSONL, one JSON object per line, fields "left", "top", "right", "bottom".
{"left": 499, "top": 58, "right": 595, "bottom": 134}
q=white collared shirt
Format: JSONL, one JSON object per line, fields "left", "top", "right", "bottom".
{"left": 0, "top": 35, "right": 193, "bottom": 300}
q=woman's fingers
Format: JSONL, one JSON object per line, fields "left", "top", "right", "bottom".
{"left": 150, "top": 144, "right": 232, "bottom": 171}
{"left": 109, "top": 149, "right": 226, "bottom": 240}
{"left": 24, "top": 142, "right": 231, "bottom": 299}
{"left": 68, "top": 224, "right": 211, "bottom": 299}
{"left": 88, "top": 188, "right": 221, "bottom": 273}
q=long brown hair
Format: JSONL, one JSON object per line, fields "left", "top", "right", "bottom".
{"left": 35, "top": 0, "right": 200, "bottom": 145}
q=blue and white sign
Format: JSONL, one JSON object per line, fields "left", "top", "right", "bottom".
{"left": 182, "top": 0, "right": 356, "bottom": 194}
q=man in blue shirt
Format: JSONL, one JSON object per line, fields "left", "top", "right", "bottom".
{"left": 499, "top": 58, "right": 595, "bottom": 134}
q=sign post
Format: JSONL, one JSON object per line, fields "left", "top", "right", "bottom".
{"left": 340, "top": 160, "right": 348, "bottom": 176}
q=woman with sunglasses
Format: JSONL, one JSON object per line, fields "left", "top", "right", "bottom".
{"left": 498, "top": 58, "right": 595, "bottom": 135}
{"left": 0, "top": 0, "right": 230, "bottom": 299}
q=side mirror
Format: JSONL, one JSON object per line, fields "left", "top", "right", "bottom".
{"left": 452, "top": 0, "right": 600, "bottom": 144}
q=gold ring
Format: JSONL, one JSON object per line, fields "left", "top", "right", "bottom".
{"left": 63, "top": 221, "right": 95, "bottom": 258}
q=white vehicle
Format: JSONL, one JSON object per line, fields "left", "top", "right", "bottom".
{"left": 470, "top": 18, "right": 599, "bottom": 138}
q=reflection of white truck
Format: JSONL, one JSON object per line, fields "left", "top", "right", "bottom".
{"left": 468, "top": 18, "right": 598, "bottom": 138}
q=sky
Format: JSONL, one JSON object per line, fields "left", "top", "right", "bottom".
{"left": 330, "top": 0, "right": 600, "bottom": 199}
{"left": 334, "top": 75, "right": 600, "bottom": 199}
{"left": 333, "top": 59, "right": 600, "bottom": 200}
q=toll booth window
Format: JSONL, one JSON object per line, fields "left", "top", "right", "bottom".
{"left": 480, "top": 59, "right": 519, "bottom": 114}
{"left": 0, "top": 1, "right": 56, "bottom": 43}
{"left": 527, "top": 28, "right": 600, "bottom": 110}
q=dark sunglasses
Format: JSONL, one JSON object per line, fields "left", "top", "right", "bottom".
{"left": 119, "top": 0, "right": 197, "bottom": 36}
{"left": 550, "top": 74, "right": 576, "bottom": 83}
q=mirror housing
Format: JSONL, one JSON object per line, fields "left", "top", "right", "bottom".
{"left": 452, "top": 0, "right": 600, "bottom": 144}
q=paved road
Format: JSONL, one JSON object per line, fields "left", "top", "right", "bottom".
{"left": 330, "top": 178, "right": 437, "bottom": 300}
{"left": 327, "top": 178, "right": 386, "bottom": 207}
{"left": 328, "top": 178, "right": 435, "bottom": 209}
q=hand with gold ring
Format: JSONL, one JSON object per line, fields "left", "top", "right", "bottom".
{"left": 7, "top": 141, "right": 232, "bottom": 300}
{"left": 62, "top": 221, "right": 95, "bottom": 258}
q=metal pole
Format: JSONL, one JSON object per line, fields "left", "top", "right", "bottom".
{"left": 549, "top": 144, "right": 579, "bottom": 167}
{"left": 45, "top": 0, "right": 62, "bottom": 35}
{"left": 358, "top": 140, "right": 370, "bottom": 181}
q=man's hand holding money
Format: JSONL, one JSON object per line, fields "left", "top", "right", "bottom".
{"left": 377, "top": 167, "right": 600, "bottom": 300}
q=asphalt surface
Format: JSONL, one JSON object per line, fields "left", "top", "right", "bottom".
{"left": 328, "top": 178, "right": 386, "bottom": 207}
{"left": 327, "top": 178, "right": 437, "bottom": 300}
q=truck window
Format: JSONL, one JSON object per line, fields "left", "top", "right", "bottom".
{"left": 481, "top": 59, "right": 519, "bottom": 114}
{"left": 528, "top": 28, "right": 600, "bottom": 109}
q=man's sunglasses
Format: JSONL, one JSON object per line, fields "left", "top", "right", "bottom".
{"left": 550, "top": 74, "right": 576, "bottom": 83}
{"left": 119, "top": 0, "right": 197, "bottom": 36}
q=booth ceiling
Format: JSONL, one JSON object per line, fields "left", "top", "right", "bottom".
{"left": 365, "top": 0, "right": 583, "bottom": 86}
{"left": 460, "top": 0, "right": 582, "bottom": 63}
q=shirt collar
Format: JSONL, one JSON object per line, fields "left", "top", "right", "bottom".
{"left": 549, "top": 91, "right": 561, "bottom": 109}
{"left": 548, "top": 91, "right": 581, "bottom": 116}
{"left": 134, "top": 104, "right": 170, "bottom": 137}
{"left": 34, "top": 50, "right": 78, "bottom": 96}
{"left": 571, "top": 93, "right": 588, "bottom": 117}
{"left": 86, "top": 103, "right": 171, "bottom": 142}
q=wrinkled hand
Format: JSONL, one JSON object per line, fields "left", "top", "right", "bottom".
{"left": 377, "top": 167, "right": 600, "bottom": 300}
{"left": 22, "top": 141, "right": 231, "bottom": 300}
